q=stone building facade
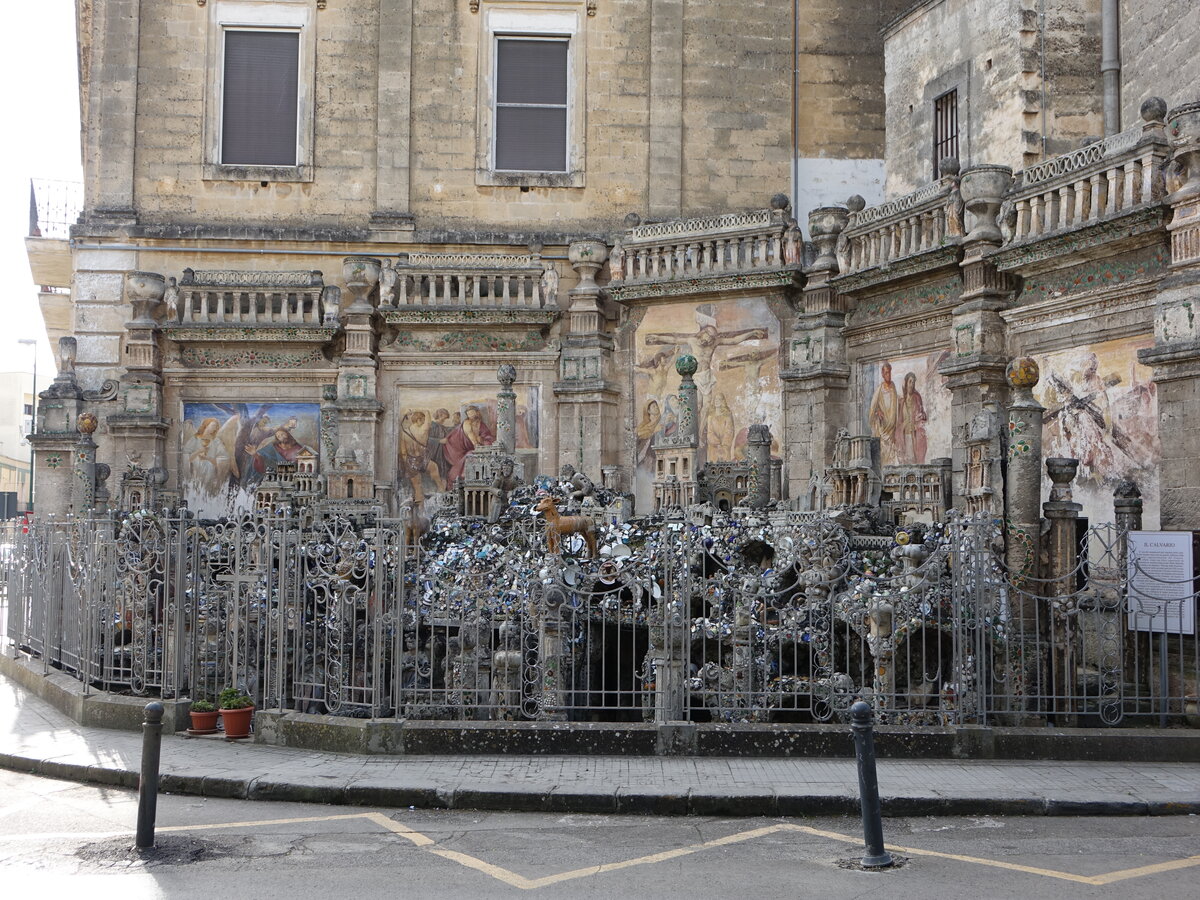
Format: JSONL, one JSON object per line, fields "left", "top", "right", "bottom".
{"left": 26, "top": 0, "right": 1200, "bottom": 537}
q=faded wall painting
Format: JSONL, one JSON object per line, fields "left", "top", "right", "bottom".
{"left": 633, "top": 299, "right": 782, "bottom": 509}
{"left": 181, "top": 402, "right": 321, "bottom": 517}
{"left": 1035, "top": 335, "right": 1160, "bottom": 527}
{"left": 859, "top": 350, "right": 952, "bottom": 465}
{"left": 397, "top": 385, "right": 540, "bottom": 501}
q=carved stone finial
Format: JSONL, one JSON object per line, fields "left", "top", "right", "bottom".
{"left": 846, "top": 194, "right": 866, "bottom": 213}
{"left": 1142, "top": 96, "right": 1168, "bottom": 124}
{"left": 77, "top": 411, "right": 99, "bottom": 435}
{"left": 939, "top": 156, "right": 961, "bottom": 177}
{"left": 959, "top": 164, "right": 1014, "bottom": 244}
{"left": 675, "top": 353, "right": 698, "bottom": 379}
{"left": 623, "top": 211, "right": 642, "bottom": 228}
{"left": 1046, "top": 457, "right": 1079, "bottom": 502}
{"left": 1114, "top": 479, "right": 1142, "bottom": 499}
{"left": 807, "top": 206, "right": 850, "bottom": 272}
{"left": 1006, "top": 356, "right": 1040, "bottom": 389}
{"left": 769, "top": 192, "right": 791, "bottom": 211}
{"left": 497, "top": 362, "right": 517, "bottom": 387}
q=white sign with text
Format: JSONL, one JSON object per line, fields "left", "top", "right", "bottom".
{"left": 1126, "top": 531, "right": 1196, "bottom": 635}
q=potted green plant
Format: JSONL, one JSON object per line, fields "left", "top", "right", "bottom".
{"left": 188, "top": 698, "right": 219, "bottom": 735}
{"left": 218, "top": 687, "right": 255, "bottom": 739}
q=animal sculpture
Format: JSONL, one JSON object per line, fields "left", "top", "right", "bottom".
{"left": 534, "top": 495, "right": 597, "bottom": 559}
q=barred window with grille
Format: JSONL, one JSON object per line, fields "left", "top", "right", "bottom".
{"left": 494, "top": 37, "right": 570, "bottom": 173}
{"left": 221, "top": 29, "right": 300, "bottom": 167}
{"left": 932, "top": 89, "right": 959, "bottom": 179}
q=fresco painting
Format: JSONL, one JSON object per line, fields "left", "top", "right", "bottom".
{"left": 860, "top": 350, "right": 952, "bottom": 466}
{"left": 1035, "top": 336, "right": 1160, "bottom": 527}
{"left": 397, "top": 385, "right": 540, "bottom": 502}
{"left": 633, "top": 299, "right": 782, "bottom": 508}
{"left": 181, "top": 402, "right": 321, "bottom": 517}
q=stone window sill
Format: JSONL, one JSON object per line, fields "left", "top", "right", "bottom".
{"left": 476, "top": 168, "right": 585, "bottom": 189}
{"left": 203, "top": 163, "right": 314, "bottom": 184}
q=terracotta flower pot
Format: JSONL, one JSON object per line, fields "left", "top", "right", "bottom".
{"left": 220, "top": 705, "right": 255, "bottom": 739}
{"left": 188, "top": 709, "right": 220, "bottom": 735}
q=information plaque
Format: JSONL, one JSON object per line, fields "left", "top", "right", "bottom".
{"left": 1126, "top": 531, "right": 1196, "bottom": 635}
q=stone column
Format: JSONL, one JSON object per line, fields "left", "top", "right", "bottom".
{"left": 73, "top": 413, "right": 100, "bottom": 514}
{"left": 1003, "top": 356, "right": 1046, "bottom": 723}
{"left": 940, "top": 165, "right": 1015, "bottom": 505}
{"left": 1113, "top": 481, "right": 1146, "bottom": 694}
{"left": 675, "top": 355, "right": 699, "bottom": 445}
{"left": 538, "top": 587, "right": 569, "bottom": 721}
{"left": 1138, "top": 99, "right": 1200, "bottom": 529}
{"left": 1043, "top": 457, "right": 1082, "bottom": 726}
{"left": 554, "top": 240, "right": 618, "bottom": 478}
{"left": 746, "top": 424, "right": 772, "bottom": 508}
{"left": 332, "top": 257, "right": 384, "bottom": 501}
{"left": 782, "top": 205, "right": 848, "bottom": 507}
{"left": 495, "top": 364, "right": 517, "bottom": 454}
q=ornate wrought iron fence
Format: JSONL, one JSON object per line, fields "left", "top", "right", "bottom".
{"left": 3, "top": 509, "right": 1196, "bottom": 728}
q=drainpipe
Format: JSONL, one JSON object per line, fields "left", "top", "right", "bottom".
{"left": 1101, "top": 0, "right": 1121, "bottom": 136}
{"left": 791, "top": 0, "right": 800, "bottom": 220}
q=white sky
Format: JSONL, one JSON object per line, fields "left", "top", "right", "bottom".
{"left": 0, "top": 1, "right": 81, "bottom": 382}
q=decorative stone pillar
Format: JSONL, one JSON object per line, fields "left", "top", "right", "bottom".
{"left": 746, "top": 424, "right": 772, "bottom": 508}
{"left": 73, "top": 413, "right": 100, "bottom": 514}
{"left": 782, "top": 205, "right": 846, "bottom": 507}
{"left": 29, "top": 338, "right": 88, "bottom": 517}
{"left": 329, "top": 257, "right": 384, "bottom": 502}
{"left": 676, "top": 355, "right": 699, "bottom": 445}
{"left": 537, "top": 586, "right": 569, "bottom": 721}
{"left": 107, "top": 272, "right": 170, "bottom": 490}
{"left": 495, "top": 364, "right": 517, "bottom": 454}
{"left": 1113, "top": 480, "right": 1146, "bottom": 694}
{"left": 1138, "top": 99, "right": 1200, "bottom": 529}
{"left": 1043, "top": 457, "right": 1082, "bottom": 726}
{"left": 554, "top": 240, "right": 618, "bottom": 478}
{"left": 940, "top": 166, "right": 1015, "bottom": 505}
{"left": 1003, "top": 356, "right": 1046, "bottom": 723}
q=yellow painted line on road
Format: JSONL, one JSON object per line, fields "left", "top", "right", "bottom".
{"left": 2, "top": 809, "right": 1198, "bottom": 889}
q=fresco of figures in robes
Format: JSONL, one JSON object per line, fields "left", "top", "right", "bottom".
{"left": 397, "top": 386, "right": 540, "bottom": 502}
{"left": 859, "top": 350, "right": 952, "bottom": 466}
{"left": 633, "top": 299, "right": 782, "bottom": 511}
{"left": 1034, "top": 335, "right": 1160, "bottom": 527}
{"left": 181, "top": 402, "right": 321, "bottom": 517}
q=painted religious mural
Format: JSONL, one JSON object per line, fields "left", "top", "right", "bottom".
{"left": 397, "top": 385, "right": 540, "bottom": 502}
{"left": 181, "top": 402, "right": 321, "bottom": 517}
{"left": 859, "top": 350, "right": 952, "bottom": 466}
{"left": 1034, "top": 335, "right": 1160, "bottom": 527}
{"left": 633, "top": 299, "right": 782, "bottom": 509}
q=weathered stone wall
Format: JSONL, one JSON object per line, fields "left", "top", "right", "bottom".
{"left": 1120, "top": 0, "right": 1200, "bottom": 124}
{"left": 884, "top": 0, "right": 1103, "bottom": 197}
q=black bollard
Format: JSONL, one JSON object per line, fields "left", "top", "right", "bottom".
{"left": 849, "top": 700, "right": 893, "bottom": 868}
{"left": 135, "top": 701, "right": 165, "bottom": 850}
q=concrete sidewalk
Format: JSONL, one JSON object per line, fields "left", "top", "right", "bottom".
{"left": 2, "top": 676, "right": 1199, "bottom": 818}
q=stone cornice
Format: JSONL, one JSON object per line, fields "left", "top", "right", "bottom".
{"left": 380, "top": 308, "right": 558, "bottom": 326}
{"left": 164, "top": 325, "right": 339, "bottom": 343}
{"left": 831, "top": 245, "right": 961, "bottom": 296}
{"left": 608, "top": 269, "right": 801, "bottom": 303}
{"left": 988, "top": 207, "right": 1168, "bottom": 274}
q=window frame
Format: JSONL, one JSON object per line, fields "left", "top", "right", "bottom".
{"left": 492, "top": 35, "right": 571, "bottom": 175}
{"left": 203, "top": 0, "right": 316, "bottom": 183}
{"left": 932, "top": 88, "right": 960, "bottom": 180}
{"left": 476, "top": 3, "right": 587, "bottom": 188}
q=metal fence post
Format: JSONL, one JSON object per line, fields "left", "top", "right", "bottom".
{"left": 850, "top": 700, "right": 893, "bottom": 868}
{"left": 135, "top": 701, "right": 165, "bottom": 849}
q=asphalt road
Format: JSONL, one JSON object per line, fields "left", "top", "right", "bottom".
{"left": 1, "top": 768, "right": 1197, "bottom": 899}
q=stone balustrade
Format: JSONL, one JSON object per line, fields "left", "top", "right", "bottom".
{"left": 1003, "top": 103, "right": 1170, "bottom": 246}
{"left": 607, "top": 206, "right": 800, "bottom": 302}
{"left": 837, "top": 176, "right": 961, "bottom": 278}
{"left": 174, "top": 269, "right": 328, "bottom": 327}
{"left": 385, "top": 253, "right": 552, "bottom": 310}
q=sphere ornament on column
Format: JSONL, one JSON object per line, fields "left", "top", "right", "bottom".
{"left": 497, "top": 363, "right": 517, "bottom": 387}
{"left": 675, "top": 354, "right": 698, "bottom": 378}
{"left": 1005, "top": 356, "right": 1040, "bottom": 389}
{"left": 77, "top": 411, "right": 99, "bottom": 435}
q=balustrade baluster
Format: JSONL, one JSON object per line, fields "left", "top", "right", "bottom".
{"left": 399, "top": 273, "right": 409, "bottom": 306}
{"left": 458, "top": 274, "right": 467, "bottom": 304}
{"left": 248, "top": 291, "right": 258, "bottom": 323}
{"left": 1105, "top": 167, "right": 1120, "bottom": 215}
{"left": 1089, "top": 173, "right": 1103, "bottom": 223}
{"left": 1140, "top": 151, "right": 1158, "bottom": 202}
{"left": 1073, "top": 178, "right": 1088, "bottom": 223}
{"left": 1031, "top": 194, "right": 1046, "bottom": 236}
{"left": 1122, "top": 162, "right": 1137, "bottom": 209}
{"left": 501, "top": 273, "right": 511, "bottom": 304}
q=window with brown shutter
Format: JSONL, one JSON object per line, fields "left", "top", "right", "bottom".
{"left": 221, "top": 30, "right": 300, "bottom": 167}
{"left": 932, "top": 89, "right": 959, "bottom": 179}
{"left": 494, "top": 37, "right": 569, "bottom": 173}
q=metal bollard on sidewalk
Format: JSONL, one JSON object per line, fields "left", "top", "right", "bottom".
{"left": 135, "top": 701, "right": 165, "bottom": 850}
{"left": 849, "top": 700, "right": 893, "bottom": 868}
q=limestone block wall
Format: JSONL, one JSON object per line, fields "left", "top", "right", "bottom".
{"left": 883, "top": 0, "right": 1103, "bottom": 197}
{"left": 1120, "top": 0, "right": 1200, "bottom": 127}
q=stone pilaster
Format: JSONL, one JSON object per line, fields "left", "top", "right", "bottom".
{"left": 782, "top": 206, "right": 843, "bottom": 507}
{"left": 940, "top": 165, "right": 1015, "bottom": 505}
{"left": 1043, "top": 457, "right": 1082, "bottom": 726}
{"left": 29, "top": 338, "right": 87, "bottom": 517}
{"left": 369, "top": 0, "right": 415, "bottom": 239}
{"left": 1138, "top": 99, "right": 1200, "bottom": 529}
{"left": 554, "top": 240, "right": 618, "bottom": 479}
{"left": 331, "top": 257, "right": 384, "bottom": 502}
{"left": 495, "top": 364, "right": 517, "bottom": 454}
{"left": 107, "top": 272, "right": 169, "bottom": 478}
{"left": 1003, "top": 356, "right": 1046, "bottom": 723}
{"left": 84, "top": 0, "right": 140, "bottom": 225}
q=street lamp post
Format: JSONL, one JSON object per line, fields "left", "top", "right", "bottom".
{"left": 18, "top": 339, "right": 36, "bottom": 513}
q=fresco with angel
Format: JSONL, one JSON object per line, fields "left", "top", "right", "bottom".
{"left": 180, "top": 402, "right": 321, "bottom": 516}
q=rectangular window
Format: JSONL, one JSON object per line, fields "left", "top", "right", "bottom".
{"left": 494, "top": 38, "right": 569, "bottom": 173}
{"left": 933, "top": 89, "right": 959, "bottom": 179}
{"left": 221, "top": 30, "right": 300, "bottom": 167}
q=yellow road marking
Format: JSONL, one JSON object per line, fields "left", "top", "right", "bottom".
{"left": 2, "top": 810, "right": 1197, "bottom": 889}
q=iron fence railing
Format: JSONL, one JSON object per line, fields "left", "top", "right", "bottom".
{"left": 3, "top": 506, "right": 1197, "bottom": 728}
